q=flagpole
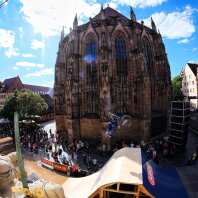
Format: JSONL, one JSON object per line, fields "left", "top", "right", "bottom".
{"left": 14, "top": 112, "right": 28, "bottom": 189}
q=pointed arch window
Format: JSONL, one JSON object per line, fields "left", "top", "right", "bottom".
{"left": 85, "top": 39, "right": 97, "bottom": 83}
{"left": 84, "top": 36, "right": 98, "bottom": 115}
{"left": 142, "top": 37, "right": 153, "bottom": 73}
{"left": 114, "top": 35, "right": 128, "bottom": 113}
{"left": 115, "top": 37, "right": 127, "bottom": 76}
{"left": 68, "top": 40, "right": 74, "bottom": 55}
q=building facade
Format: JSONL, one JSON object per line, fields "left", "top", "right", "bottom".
{"left": 0, "top": 76, "right": 53, "bottom": 121}
{"left": 181, "top": 63, "right": 198, "bottom": 110}
{"left": 54, "top": 6, "right": 171, "bottom": 142}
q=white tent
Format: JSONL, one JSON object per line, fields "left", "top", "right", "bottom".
{"left": 63, "top": 148, "right": 153, "bottom": 198}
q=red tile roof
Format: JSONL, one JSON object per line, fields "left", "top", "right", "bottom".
{"left": 3, "top": 76, "right": 23, "bottom": 91}
{"left": 2, "top": 76, "right": 52, "bottom": 95}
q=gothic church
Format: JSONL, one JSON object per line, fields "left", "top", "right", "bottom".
{"left": 54, "top": 5, "right": 171, "bottom": 143}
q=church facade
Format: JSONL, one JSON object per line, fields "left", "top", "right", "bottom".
{"left": 54, "top": 6, "right": 171, "bottom": 143}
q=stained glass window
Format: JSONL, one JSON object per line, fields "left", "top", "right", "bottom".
{"left": 115, "top": 37, "right": 127, "bottom": 76}
{"left": 84, "top": 38, "right": 98, "bottom": 115}
{"left": 143, "top": 38, "right": 153, "bottom": 73}
{"left": 85, "top": 40, "right": 97, "bottom": 83}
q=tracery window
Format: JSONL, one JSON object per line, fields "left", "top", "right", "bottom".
{"left": 115, "top": 37, "right": 127, "bottom": 76}
{"left": 85, "top": 40, "right": 97, "bottom": 83}
{"left": 142, "top": 37, "right": 153, "bottom": 73}
{"left": 113, "top": 35, "right": 128, "bottom": 113}
{"left": 84, "top": 37, "right": 98, "bottom": 115}
{"left": 69, "top": 40, "right": 74, "bottom": 55}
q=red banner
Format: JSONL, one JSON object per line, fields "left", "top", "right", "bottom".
{"left": 53, "top": 163, "right": 68, "bottom": 173}
{"left": 41, "top": 158, "right": 54, "bottom": 167}
{"left": 41, "top": 158, "right": 70, "bottom": 173}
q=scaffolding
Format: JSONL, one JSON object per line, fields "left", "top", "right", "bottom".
{"left": 168, "top": 101, "right": 190, "bottom": 149}
{"left": 90, "top": 183, "right": 154, "bottom": 198}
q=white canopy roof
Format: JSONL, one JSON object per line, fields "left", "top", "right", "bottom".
{"left": 63, "top": 147, "right": 143, "bottom": 198}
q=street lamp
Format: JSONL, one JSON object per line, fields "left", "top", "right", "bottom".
{"left": 0, "top": 0, "right": 8, "bottom": 9}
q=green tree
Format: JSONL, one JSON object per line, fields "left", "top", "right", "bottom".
{"left": 0, "top": 90, "right": 48, "bottom": 121}
{"left": 172, "top": 75, "right": 184, "bottom": 100}
{"left": 0, "top": 81, "right": 3, "bottom": 92}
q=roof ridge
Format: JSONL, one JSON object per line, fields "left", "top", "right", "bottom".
{"left": 23, "top": 83, "right": 51, "bottom": 89}
{"left": 93, "top": 6, "right": 129, "bottom": 21}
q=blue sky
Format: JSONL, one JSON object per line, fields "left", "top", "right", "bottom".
{"left": 0, "top": 0, "right": 197, "bottom": 88}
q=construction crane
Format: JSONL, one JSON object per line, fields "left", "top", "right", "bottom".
{"left": 0, "top": 0, "right": 8, "bottom": 9}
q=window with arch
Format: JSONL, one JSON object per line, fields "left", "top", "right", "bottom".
{"left": 142, "top": 37, "right": 153, "bottom": 73}
{"left": 85, "top": 38, "right": 97, "bottom": 83}
{"left": 115, "top": 36, "right": 127, "bottom": 76}
{"left": 69, "top": 40, "right": 74, "bottom": 55}
{"left": 84, "top": 36, "right": 98, "bottom": 115}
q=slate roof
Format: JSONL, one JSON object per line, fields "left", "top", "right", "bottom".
{"left": 23, "top": 84, "right": 51, "bottom": 94}
{"left": 93, "top": 6, "right": 129, "bottom": 21}
{"left": 188, "top": 63, "right": 198, "bottom": 76}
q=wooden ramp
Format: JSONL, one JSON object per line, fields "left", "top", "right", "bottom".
{"left": 62, "top": 148, "right": 154, "bottom": 198}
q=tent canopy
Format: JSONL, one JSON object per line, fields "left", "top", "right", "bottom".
{"left": 63, "top": 148, "right": 142, "bottom": 198}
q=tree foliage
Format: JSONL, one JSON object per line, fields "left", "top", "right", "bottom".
{"left": 172, "top": 75, "right": 184, "bottom": 100}
{"left": 0, "top": 81, "right": 3, "bottom": 92}
{"left": 0, "top": 90, "right": 48, "bottom": 121}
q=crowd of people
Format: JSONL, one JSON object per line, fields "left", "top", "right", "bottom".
{"left": 0, "top": 125, "right": 13, "bottom": 138}
{"left": 19, "top": 127, "right": 100, "bottom": 175}
{"left": 1, "top": 122, "right": 197, "bottom": 177}
{"left": 20, "top": 127, "right": 49, "bottom": 154}
{"left": 20, "top": 125, "right": 197, "bottom": 169}
{"left": 142, "top": 138, "right": 177, "bottom": 164}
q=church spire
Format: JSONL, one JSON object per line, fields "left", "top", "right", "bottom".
{"left": 60, "top": 26, "right": 64, "bottom": 42}
{"left": 100, "top": 3, "right": 103, "bottom": 11}
{"left": 100, "top": 3, "right": 105, "bottom": 20}
{"left": 151, "top": 17, "right": 157, "bottom": 32}
{"left": 130, "top": 6, "right": 136, "bottom": 21}
{"left": 73, "top": 13, "right": 78, "bottom": 29}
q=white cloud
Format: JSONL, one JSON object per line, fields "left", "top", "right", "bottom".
{"left": 0, "top": 29, "right": 15, "bottom": 48}
{"left": 13, "top": 66, "right": 19, "bottom": 70}
{"left": 110, "top": 0, "right": 167, "bottom": 8}
{"left": 18, "top": 27, "right": 24, "bottom": 39}
{"left": 5, "top": 47, "right": 19, "bottom": 58}
{"left": 188, "top": 60, "right": 196, "bottom": 63}
{"left": 25, "top": 68, "right": 54, "bottom": 77}
{"left": 177, "top": 38, "right": 190, "bottom": 44}
{"left": 0, "top": 28, "right": 19, "bottom": 58}
{"left": 21, "top": 53, "right": 34, "bottom": 58}
{"left": 31, "top": 39, "right": 45, "bottom": 49}
{"left": 18, "top": 27, "right": 23, "bottom": 33}
{"left": 19, "top": 0, "right": 101, "bottom": 36}
{"left": 142, "top": 6, "right": 195, "bottom": 39}
{"left": 16, "top": 61, "right": 44, "bottom": 69}
{"left": 192, "top": 48, "right": 197, "bottom": 52}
